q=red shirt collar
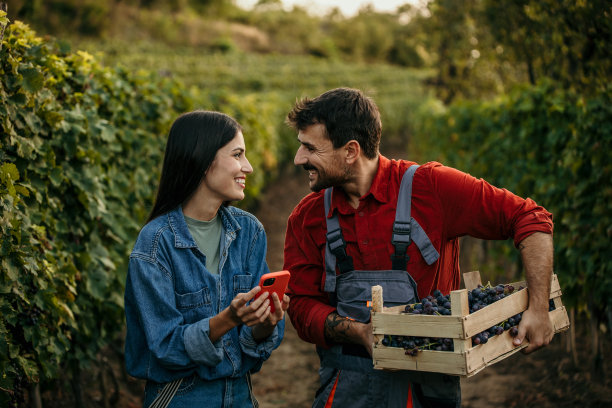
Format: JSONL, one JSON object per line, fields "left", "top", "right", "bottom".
{"left": 328, "top": 155, "right": 391, "bottom": 216}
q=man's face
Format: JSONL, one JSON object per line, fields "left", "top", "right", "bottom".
{"left": 294, "top": 123, "right": 350, "bottom": 192}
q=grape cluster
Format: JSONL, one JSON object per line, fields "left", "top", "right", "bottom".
{"left": 469, "top": 284, "right": 523, "bottom": 345}
{"left": 380, "top": 283, "right": 543, "bottom": 354}
{"left": 27, "top": 306, "right": 43, "bottom": 325}
{"left": 381, "top": 334, "right": 454, "bottom": 355}
{"left": 381, "top": 290, "right": 455, "bottom": 355}
{"left": 403, "top": 289, "right": 452, "bottom": 316}
{"left": 8, "top": 366, "right": 26, "bottom": 408}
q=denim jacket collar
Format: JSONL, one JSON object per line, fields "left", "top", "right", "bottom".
{"left": 167, "top": 206, "right": 241, "bottom": 249}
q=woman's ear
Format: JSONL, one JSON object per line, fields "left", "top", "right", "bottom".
{"left": 344, "top": 140, "right": 360, "bottom": 164}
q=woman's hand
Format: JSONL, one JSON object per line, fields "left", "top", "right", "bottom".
{"left": 264, "top": 293, "right": 290, "bottom": 326}
{"left": 252, "top": 292, "right": 290, "bottom": 342}
{"left": 210, "top": 287, "right": 289, "bottom": 343}
{"left": 209, "top": 286, "right": 270, "bottom": 343}
{"left": 228, "top": 286, "right": 272, "bottom": 327}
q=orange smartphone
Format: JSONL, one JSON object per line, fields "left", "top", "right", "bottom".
{"left": 254, "top": 270, "right": 290, "bottom": 314}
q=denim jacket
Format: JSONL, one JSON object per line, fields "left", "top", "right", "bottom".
{"left": 124, "top": 205, "right": 284, "bottom": 384}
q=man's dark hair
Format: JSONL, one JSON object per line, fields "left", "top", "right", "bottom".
{"left": 286, "top": 87, "right": 381, "bottom": 159}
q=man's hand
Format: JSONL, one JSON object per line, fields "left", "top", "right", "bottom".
{"left": 516, "top": 231, "right": 555, "bottom": 353}
{"left": 513, "top": 307, "right": 554, "bottom": 353}
{"left": 324, "top": 312, "right": 374, "bottom": 355}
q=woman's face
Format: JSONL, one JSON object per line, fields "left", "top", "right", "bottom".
{"left": 201, "top": 131, "right": 253, "bottom": 203}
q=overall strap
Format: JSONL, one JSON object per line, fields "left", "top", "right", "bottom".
{"left": 324, "top": 188, "right": 354, "bottom": 293}
{"left": 392, "top": 165, "right": 440, "bottom": 270}
{"left": 148, "top": 378, "right": 183, "bottom": 408}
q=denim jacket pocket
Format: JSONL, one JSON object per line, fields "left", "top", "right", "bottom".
{"left": 175, "top": 288, "right": 213, "bottom": 324}
{"left": 233, "top": 275, "right": 254, "bottom": 297}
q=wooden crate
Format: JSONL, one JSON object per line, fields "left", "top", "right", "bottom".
{"left": 370, "top": 271, "right": 570, "bottom": 377}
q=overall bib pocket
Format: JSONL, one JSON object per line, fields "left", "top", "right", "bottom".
{"left": 335, "top": 270, "right": 418, "bottom": 322}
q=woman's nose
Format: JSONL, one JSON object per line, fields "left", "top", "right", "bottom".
{"left": 243, "top": 156, "right": 253, "bottom": 173}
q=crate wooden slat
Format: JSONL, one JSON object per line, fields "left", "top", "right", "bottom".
{"left": 371, "top": 272, "right": 570, "bottom": 377}
{"left": 463, "top": 287, "right": 528, "bottom": 338}
{"left": 373, "top": 346, "right": 469, "bottom": 375}
{"left": 372, "top": 314, "right": 465, "bottom": 338}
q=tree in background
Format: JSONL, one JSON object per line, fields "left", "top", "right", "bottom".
{"left": 416, "top": 0, "right": 611, "bottom": 102}
{"left": 482, "top": 0, "right": 611, "bottom": 93}
{"left": 4, "top": 0, "right": 111, "bottom": 36}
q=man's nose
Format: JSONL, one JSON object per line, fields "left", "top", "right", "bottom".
{"left": 294, "top": 146, "right": 307, "bottom": 166}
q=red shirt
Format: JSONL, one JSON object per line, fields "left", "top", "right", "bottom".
{"left": 284, "top": 156, "right": 553, "bottom": 347}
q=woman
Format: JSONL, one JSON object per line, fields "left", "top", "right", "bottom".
{"left": 124, "top": 110, "right": 288, "bottom": 407}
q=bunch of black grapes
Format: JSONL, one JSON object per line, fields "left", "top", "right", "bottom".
{"left": 381, "top": 283, "right": 553, "bottom": 355}
{"left": 7, "top": 365, "right": 26, "bottom": 408}
{"left": 381, "top": 289, "right": 455, "bottom": 356}
{"left": 469, "top": 284, "right": 523, "bottom": 345}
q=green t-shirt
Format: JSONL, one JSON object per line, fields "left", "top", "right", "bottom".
{"left": 184, "top": 214, "right": 222, "bottom": 275}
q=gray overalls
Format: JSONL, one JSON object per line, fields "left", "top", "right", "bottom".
{"left": 314, "top": 165, "right": 461, "bottom": 408}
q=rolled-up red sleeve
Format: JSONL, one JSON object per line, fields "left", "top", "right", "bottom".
{"left": 426, "top": 164, "right": 553, "bottom": 246}
{"left": 510, "top": 199, "right": 554, "bottom": 246}
{"left": 284, "top": 196, "right": 335, "bottom": 348}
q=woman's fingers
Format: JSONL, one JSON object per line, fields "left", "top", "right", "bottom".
{"left": 244, "top": 285, "right": 262, "bottom": 302}
{"left": 249, "top": 288, "right": 268, "bottom": 309}
{"left": 231, "top": 286, "right": 260, "bottom": 309}
{"left": 230, "top": 287, "right": 265, "bottom": 321}
{"left": 271, "top": 292, "right": 282, "bottom": 311}
{"left": 244, "top": 298, "right": 271, "bottom": 326}
{"left": 230, "top": 287, "right": 289, "bottom": 327}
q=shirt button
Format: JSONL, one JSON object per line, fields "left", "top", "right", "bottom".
{"left": 362, "top": 240, "right": 368, "bottom": 244}
{"left": 359, "top": 212, "right": 364, "bottom": 217}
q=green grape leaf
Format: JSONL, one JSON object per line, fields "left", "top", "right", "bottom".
{"left": 19, "top": 67, "right": 45, "bottom": 93}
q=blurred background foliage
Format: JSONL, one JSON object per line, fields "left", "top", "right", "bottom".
{"left": 1, "top": 0, "right": 611, "bottom": 406}
{"left": 4, "top": 0, "right": 609, "bottom": 99}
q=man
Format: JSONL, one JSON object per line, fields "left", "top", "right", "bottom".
{"left": 283, "top": 88, "right": 554, "bottom": 408}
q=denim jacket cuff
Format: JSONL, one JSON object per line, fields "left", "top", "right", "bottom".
{"left": 239, "top": 325, "right": 279, "bottom": 360}
{"left": 183, "top": 318, "right": 224, "bottom": 366}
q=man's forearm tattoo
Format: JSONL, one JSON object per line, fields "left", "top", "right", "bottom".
{"left": 324, "top": 312, "right": 354, "bottom": 344}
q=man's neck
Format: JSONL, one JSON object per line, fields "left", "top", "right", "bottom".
{"left": 341, "top": 155, "right": 380, "bottom": 209}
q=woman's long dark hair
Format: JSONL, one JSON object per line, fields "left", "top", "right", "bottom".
{"left": 147, "top": 110, "right": 242, "bottom": 223}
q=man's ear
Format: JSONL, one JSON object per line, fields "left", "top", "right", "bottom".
{"left": 344, "top": 140, "right": 360, "bottom": 164}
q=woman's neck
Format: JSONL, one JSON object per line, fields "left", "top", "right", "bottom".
{"left": 182, "top": 193, "right": 221, "bottom": 221}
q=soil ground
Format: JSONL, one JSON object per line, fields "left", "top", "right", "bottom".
{"left": 50, "top": 148, "right": 611, "bottom": 408}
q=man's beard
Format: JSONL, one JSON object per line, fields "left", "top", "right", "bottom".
{"left": 303, "top": 163, "right": 351, "bottom": 192}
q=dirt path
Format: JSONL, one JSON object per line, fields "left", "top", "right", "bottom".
{"left": 250, "top": 167, "right": 320, "bottom": 407}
